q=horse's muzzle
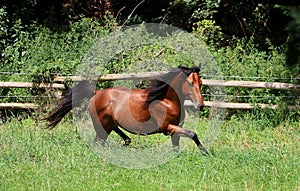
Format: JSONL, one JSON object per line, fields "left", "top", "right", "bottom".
{"left": 197, "top": 104, "right": 204, "bottom": 111}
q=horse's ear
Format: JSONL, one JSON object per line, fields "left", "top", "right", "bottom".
{"left": 179, "top": 66, "right": 201, "bottom": 76}
{"left": 180, "top": 67, "right": 193, "bottom": 76}
{"left": 192, "top": 66, "right": 200, "bottom": 73}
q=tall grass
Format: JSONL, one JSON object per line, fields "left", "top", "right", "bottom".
{"left": 0, "top": 114, "right": 299, "bottom": 190}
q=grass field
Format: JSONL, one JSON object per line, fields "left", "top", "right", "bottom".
{"left": 0, "top": 112, "right": 299, "bottom": 191}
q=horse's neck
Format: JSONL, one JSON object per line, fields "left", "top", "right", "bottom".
{"left": 164, "top": 78, "right": 185, "bottom": 107}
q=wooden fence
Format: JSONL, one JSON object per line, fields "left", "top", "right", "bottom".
{"left": 53, "top": 73, "right": 300, "bottom": 90}
{"left": 0, "top": 72, "right": 299, "bottom": 110}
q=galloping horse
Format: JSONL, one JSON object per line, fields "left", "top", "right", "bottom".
{"left": 45, "top": 66, "right": 209, "bottom": 154}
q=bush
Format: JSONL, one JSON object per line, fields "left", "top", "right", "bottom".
{"left": 193, "top": 20, "right": 297, "bottom": 111}
{"left": 1, "top": 17, "right": 115, "bottom": 104}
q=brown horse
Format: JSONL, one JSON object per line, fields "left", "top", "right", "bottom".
{"left": 45, "top": 66, "right": 209, "bottom": 154}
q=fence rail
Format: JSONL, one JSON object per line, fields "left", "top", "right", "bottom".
{"left": 0, "top": 82, "right": 65, "bottom": 89}
{"left": 53, "top": 73, "right": 300, "bottom": 90}
{"left": 0, "top": 103, "right": 38, "bottom": 109}
{"left": 1, "top": 72, "right": 299, "bottom": 110}
{"left": 1, "top": 101, "right": 298, "bottom": 110}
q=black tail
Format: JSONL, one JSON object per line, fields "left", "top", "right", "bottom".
{"left": 44, "top": 80, "right": 95, "bottom": 129}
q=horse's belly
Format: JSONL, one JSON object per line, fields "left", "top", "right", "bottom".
{"left": 114, "top": 102, "right": 168, "bottom": 135}
{"left": 118, "top": 119, "right": 160, "bottom": 135}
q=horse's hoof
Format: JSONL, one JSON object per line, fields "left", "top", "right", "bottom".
{"left": 123, "top": 138, "right": 131, "bottom": 146}
{"left": 199, "top": 147, "right": 209, "bottom": 155}
{"left": 172, "top": 146, "right": 180, "bottom": 153}
{"left": 95, "top": 139, "right": 108, "bottom": 147}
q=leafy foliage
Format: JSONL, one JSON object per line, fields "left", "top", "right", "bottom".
{"left": 0, "top": 1, "right": 299, "bottom": 121}
{"left": 0, "top": 17, "right": 115, "bottom": 104}
{"left": 285, "top": 6, "right": 300, "bottom": 73}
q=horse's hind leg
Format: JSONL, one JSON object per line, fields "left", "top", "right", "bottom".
{"left": 114, "top": 127, "right": 131, "bottom": 146}
{"left": 89, "top": 102, "right": 114, "bottom": 144}
{"left": 168, "top": 124, "right": 209, "bottom": 155}
{"left": 92, "top": 118, "right": 112, "bottom": 144}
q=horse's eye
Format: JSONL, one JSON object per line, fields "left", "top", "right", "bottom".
{"left": 188, "top": 82, "right": 193, "bottom": 87}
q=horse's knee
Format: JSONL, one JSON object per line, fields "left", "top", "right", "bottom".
{"left": 186, "top": 130, "right": 197, "bottom": 139}
{"left": 187, "top": 131, "right": 201, "bottom": 146}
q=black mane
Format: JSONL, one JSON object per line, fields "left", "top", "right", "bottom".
{"left": 146, "top": 66, "right": 200, "bottom": 103}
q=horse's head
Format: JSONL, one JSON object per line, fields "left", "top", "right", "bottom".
{"left": 181, "top": 66, "right": 205, "bottom": 111}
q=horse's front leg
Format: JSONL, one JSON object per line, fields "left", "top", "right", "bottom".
{"left": 171, "top": 119, "right": 183, "bottom": 150}
{"left": 168, "top": 124, "right": 209, "bottom": 155}
{"left": 171, "top": 134, "right": 180, "bottom": 152}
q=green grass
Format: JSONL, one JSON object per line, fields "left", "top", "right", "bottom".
{"left": 0, "top": 114, "right": 299, "bottom": 191}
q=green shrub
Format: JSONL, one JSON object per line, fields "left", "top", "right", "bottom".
{"left": 193, "top": 21, "right": 298, "bottom": 118}
{"left": 1, "top": 17, "right": 115, "bottom": 104}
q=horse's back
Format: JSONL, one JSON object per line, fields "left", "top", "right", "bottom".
{"left": 91, "top": 87, "right": 149, "bottom": 117}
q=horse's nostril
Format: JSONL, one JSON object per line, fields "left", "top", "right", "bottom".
{"left": 197, "top": 104, "right": 204, "bottom": 111}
